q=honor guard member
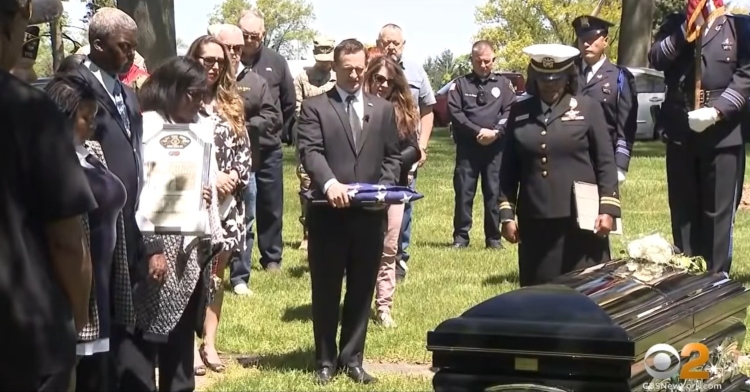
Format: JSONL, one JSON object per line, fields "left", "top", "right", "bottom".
{"left": 573, "top": 15, "right": 638, "bottom": 183}
{"left": 499, "top": 44, "right": 620, "bottom": 287}
{"left": 447, "top": 40, "right": 516, "bottom": 249}
{"left": 649, "top": 4, "right": 750, "bottom": 273}
{"left": 293, "top": 35, "right": 337, "bottom": 251}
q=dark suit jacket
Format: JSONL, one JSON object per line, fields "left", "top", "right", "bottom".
{"left": 69, "top": 63, "right": 145, "bottom": 277}
{"left": 236, "top": 70, "right": 281, "bottom": 171}
{"left": 297, "top": 88, "right": 401, "bottom": 194}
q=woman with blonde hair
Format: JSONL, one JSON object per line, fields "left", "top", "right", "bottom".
{"left": 363, "top": 56, "right": 421, "bottom": 327}
{"left": 186, "top": 35, "right": 251, "bottom": 375}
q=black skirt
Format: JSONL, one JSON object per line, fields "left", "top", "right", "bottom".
{"left": 517, "top": 217, "right": 610, "bottom": 287}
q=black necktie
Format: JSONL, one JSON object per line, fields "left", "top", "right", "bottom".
{"left": 346, "top": 95, "right": 362, "bottom": 146}
{"left": 583, "top": 65, "right": 592, "bottom": 82}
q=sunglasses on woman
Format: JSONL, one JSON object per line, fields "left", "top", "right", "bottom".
{"left": 373, "top": 74, "right": 394, "bottom": 85}
{"left": 199, "top": 56, "right": 226, "bottom": 68}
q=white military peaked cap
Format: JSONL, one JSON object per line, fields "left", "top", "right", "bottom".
{"left": 523, "top": 44, "right": 580, "bottom": 74}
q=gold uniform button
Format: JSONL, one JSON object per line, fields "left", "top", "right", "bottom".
{"left": 542, "top": 170, "right": 548, "bottom": 177}
{"left": 541, "top": 143, "right": 547, "bottom": 150}
{"left": 542, "top": 157, "right": 547, "bottom": 164}
{"left": 541, "top": 131, "right": 547, "bottom": 136}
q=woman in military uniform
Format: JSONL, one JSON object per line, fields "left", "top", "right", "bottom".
{"left": 499, "top": 44, "right": 621, "bottom": 287}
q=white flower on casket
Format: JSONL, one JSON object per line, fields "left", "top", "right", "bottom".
{"left": 627, "top": 234, "right": 674, "bottom": 265}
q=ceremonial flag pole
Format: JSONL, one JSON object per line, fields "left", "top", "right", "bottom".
{"left": 685, "top": 0, "right": 725, "bottom": 110}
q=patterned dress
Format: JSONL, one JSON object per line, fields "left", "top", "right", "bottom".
{"left": 199, "top": 111, "right": 252, "bottom": 253}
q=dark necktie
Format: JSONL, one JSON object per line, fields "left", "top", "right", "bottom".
{"left": 583, "top": 65, "right": 592, "bottom": 83}
{"left": 544, "top": 106, "right": 552, "bottom": 123}
{"left": 346, "top": 94, "right": 362, "bottom": 146}
{"left": 112, "top": 80, "right": 131, "bottom": 137}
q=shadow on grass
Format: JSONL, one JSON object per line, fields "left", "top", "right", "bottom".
{"left": 633, "top": 141, "right": 666, "bottom": 158}
{"left": 482, "top": 273, "right": 519, "bottom": 286}
{"left": 239, "top": 347, "right": 316, "bottom": 372}
{"left": 284, "top": 240, "right": 302, "bottom": 249}
{"left": 413, "top": 240, "right": 461, "bottom": 249}
{"left": 287, "top": 264, "right": 309, "bottom": 278}
{"left": 282, "top": 303, "right": 345, "bottom": 322}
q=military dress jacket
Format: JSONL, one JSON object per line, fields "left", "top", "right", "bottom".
{"left": 649, "top": 13, "right": 750, "bottom": 149}
{"left": 499, "top": 94, "right": 621, "bottom": 221}
{"left": 578, "top": 58, "right": 638, "bottom": 171}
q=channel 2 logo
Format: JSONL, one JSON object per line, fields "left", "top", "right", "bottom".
{"left": 644, "top": 343, "right": 710, "bottom": 380}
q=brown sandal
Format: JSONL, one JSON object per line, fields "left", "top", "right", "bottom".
{"left": 199, "top": 345, "right": 225, "bottom": 373}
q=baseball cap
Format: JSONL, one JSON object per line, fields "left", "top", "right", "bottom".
{"left": 313, "top": 35, "right": 335, "bottom": 62}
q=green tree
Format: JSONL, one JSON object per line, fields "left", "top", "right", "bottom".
{"left": 422, "top": 50, "right": 470, "bottom": 91}
{"left": 474, "top": 0, "right": 621, "bottom": 73}
{"left": 83, "top": 0, "right": 117, "bottom": 24}
{"left": 32, "top": 12, "right": 82, "bottom": 77}
{"left": 208, "top": 0, "right": 316, "bottom": 58}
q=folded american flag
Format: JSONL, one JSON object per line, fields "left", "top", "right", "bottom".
{"left": 302, "top": 183, "right": 424, "bottom": 205}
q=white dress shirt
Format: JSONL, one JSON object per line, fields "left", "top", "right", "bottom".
{"left": 583, "top": 55, "right": 607, "bottom": 83}
{"left": 84, "top": 58, "right": 119, "bottom": 105}
{"left": 322, "top": 86, "right": 365, "bottom": 193}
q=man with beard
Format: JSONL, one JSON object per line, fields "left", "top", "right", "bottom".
{"left": 0, "top": 0, "right": 96, "bottom": 389}
{"left": 376, "top": 23, "right": 435, "bottom": 281}
{"left": 236, "top": 9, "right": 293, "bottom": 272}
{"left": 68, "top": 7, "right": 168, "bottom": 389}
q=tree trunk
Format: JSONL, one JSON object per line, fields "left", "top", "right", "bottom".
{"left": 117, "top": 0, "right": 176, "bottom": 70}
{"left": 50, "top": 20, "right": 64, "bottom": 71}
{"left": 617, "top": 0, "right": 655, "bottom": 67}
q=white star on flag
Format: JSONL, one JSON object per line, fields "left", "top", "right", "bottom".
{"left": 375, "top": 184, "right": 386, "bottom": 191}
{"left": 400, "top": 192, "right": 412, "bottom": 204}
{"left": 376, "top": 191, "right": 386, "bottom": 202}
{"left": 347, "top": 189, "right": 358, "bottom": 198}
{"left": 350, "top": 184, "right": 362, "bottom": 190}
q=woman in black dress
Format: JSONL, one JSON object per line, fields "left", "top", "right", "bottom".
{"left": 498, "top": 44, "right": 621, "bottom": 287}
{"left": 45, "top": 76, "right": 135, "bottom": 391}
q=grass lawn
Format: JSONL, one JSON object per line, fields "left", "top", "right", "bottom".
{"left": 203, "top": 129, "right": 750, "bottom": 391}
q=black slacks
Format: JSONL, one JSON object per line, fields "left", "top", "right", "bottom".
{"left": 307, "top": 206, "right": 386, "bottom": 369}
{"left": 666, "top": 143, "right": 742, "bottom": 273}
{"left": 452, "top": 141, "right": 503, "bottom": 244}
{"left": 517, "top": 217, "right": 610, "bottom": 287}
{"left": 110, "top": 286, "right": 201, "bottom": 392}
{"left": 255, "top": 146, "right": 284, "bottom": 267}
{"left": 75, "top": 352, "right": 110, "bottom": 391}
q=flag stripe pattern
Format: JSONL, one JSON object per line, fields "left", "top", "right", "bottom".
{"left": 686, "top": 0, "right": 725, "bottom": 42}
{"left": 302, "top": 183, "right": 424, "bottom": 205}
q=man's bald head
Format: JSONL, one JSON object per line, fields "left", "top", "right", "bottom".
{"left": 376, "top": 23, "right": 405, "bottom": 62}
{"left": 208, "top": 24, "right": 244, "bottom": 68}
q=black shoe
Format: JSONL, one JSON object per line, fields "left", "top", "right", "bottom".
{"left": 451, "top": 242, "right": 469, "bottom": 249}
{"left": 314, "top": 367, "right": 336, "bottom": 384}
{"left": 395, "top": 260, "right": 407, "bottom": 282}
{"left": 486, "top": 240, "right": 503, "bottom": 250}
{"left": 341, "top": 366, "right": 377, "bottom": 384}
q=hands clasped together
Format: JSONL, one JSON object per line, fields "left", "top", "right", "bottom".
{"left": 500, "top": 214, "right": 614, "bottom": 244}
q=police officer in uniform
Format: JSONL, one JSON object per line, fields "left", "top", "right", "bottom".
{"left": 499, "top": 44, "right": 620, "bottom": 287}
{"left": 293, "top": 35, "right": 337, "bottom": 251}
{"left": 447, "top": 40, "right": 516, "bottom": 249}
{"left": 573, "top": 15, "right": 638, "bottom": 182}
{"left": 649, "top": 6, "right": 750, "bottom": 273}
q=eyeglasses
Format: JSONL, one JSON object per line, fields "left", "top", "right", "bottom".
{"left": 226, "top": 45, "right": 243, "bottom": 54}
{"left": 242, "top": 31, "right": 263, "bottom": 42}
{"left": 199, "top": 56, "right": 226, "bottom": 68}
{"left": 476, "top": 86, "right": 487, "bottom": 106}
{"left": 373, "top": 74, "right": 394, "bottom": 85}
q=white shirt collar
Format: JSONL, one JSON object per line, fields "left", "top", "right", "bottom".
{"left": 335, "top": 85, "right": 362, "bottom": 102}
{"left": 84, "top": 57, "right": 118, "bottom": 101}
{"left": 585, "top": 55, "right": 607, "bottom": 75}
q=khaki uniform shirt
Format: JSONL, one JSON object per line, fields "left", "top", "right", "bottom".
{"left": 294, "top": 66, "right": 336, "bottom": 116}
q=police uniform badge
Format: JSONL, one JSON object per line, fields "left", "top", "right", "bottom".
{"left": 541, "top": 57, "right": 555, "bottom": 69}
{"left": 491, "top": 86, "right": 501, "bottom": 98}
{"left": 602, "top": 82, "right": 611, "bottom": 95}
{"left": 581, "top": 16, "right": 589, "bottom": 28}
{"left": 722, "top": 38, "right": 732, "bottom": 50}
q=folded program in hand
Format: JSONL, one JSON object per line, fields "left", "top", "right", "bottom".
{"left": 301, "top": 183, "right": 424, "bottom": 205}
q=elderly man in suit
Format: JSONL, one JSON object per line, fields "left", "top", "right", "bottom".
{"left": 68, "top": 7, "right": 168, "bottom": 390}
{"left": 296, "top": 38, "right": 401, "bottom": 385}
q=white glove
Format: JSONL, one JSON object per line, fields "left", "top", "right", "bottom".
{"left": 687, "top": 107, "right": 719, "bottom": 133}
{"left": 617, "top": 169, "right": 626, "bottom": 184}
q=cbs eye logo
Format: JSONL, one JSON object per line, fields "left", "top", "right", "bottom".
{"left": 643, "top": 343, "right": 710, "bottom": 380}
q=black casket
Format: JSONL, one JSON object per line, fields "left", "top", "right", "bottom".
{"left": 427, "top": 260, "right": 750, "bottom": 392}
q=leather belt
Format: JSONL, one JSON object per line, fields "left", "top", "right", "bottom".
{"left": 666, "top": 88, "right": 724, "bottom": 107}
{"left": 698, "top": 88, "right": 724, "bottom": 105}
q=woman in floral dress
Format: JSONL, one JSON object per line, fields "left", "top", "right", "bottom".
{"left": 186, "top": 35, "right": 251, "bottom": 375}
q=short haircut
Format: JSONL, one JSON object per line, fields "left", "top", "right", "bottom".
{"left": 57, "top": 54, "right": 87, "bottom": 74}
{"left": 472, "top": 40, "right": 495, "bottom": 53}
{"left": 88, "top": 7, "right": 137, "bottom": 42}
{"left": 138, "top": 56, "right": 207, "bottom": 122}
{"left": 378, "top": 23, "right": 403, "bottom": 40}
{"left": 207, "top": 23, "right": 241, "bottom": 39}
{"left": 238, "top": 8, "right": 264, "bottom": 28}
{"left": 334, "top": 39, "right": 365, "bottom": 64}
{"left": 43, "top": 75, "right": 97, "bottom": 120}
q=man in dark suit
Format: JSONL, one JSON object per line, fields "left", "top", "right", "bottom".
{"left": 296, "top": 38, "right": 401, "bottom": 385}
{"left": 67, "top": 7, "right": 168, "bottom": 389}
